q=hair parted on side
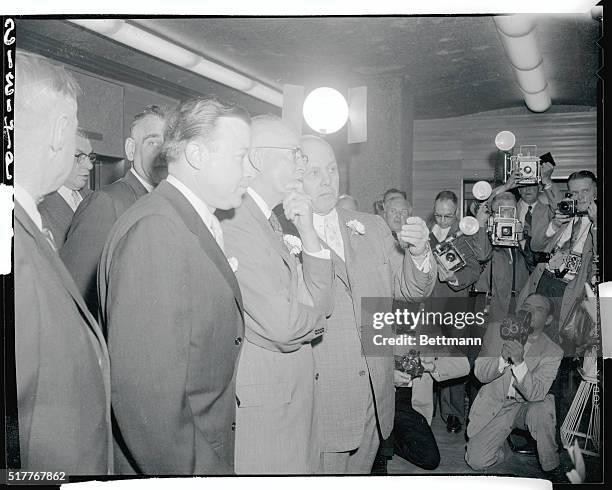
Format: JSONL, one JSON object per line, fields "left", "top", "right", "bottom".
{"left": 15, "top": 49, "right": 81, "bottom": 115}
{"left": 383, "top": 188, "right": 407, "bottom": 202}
{"left": 434, "top": 190, "right": 458, "bottom": 206}
{"left": 129, "top": 105, "right": 170, "bottom": 136}
{"left": 568, "top": 170, "right": 597, "bottom": 185}
{"left": 161, "top": 96, "right": 251, "bottom": 163}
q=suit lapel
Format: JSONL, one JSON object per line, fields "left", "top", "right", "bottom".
{"left": 123, "top": 169, "right": 149, "bottom": 200}
{"left": 243, "top": 194, "right": 293, "bottom": 269}
{"left": 15, "top": 203, "right": 107, "bottom": 351}
{"left": 156, "top": 182, "right": 243, "bottom": 312}
{"left": 335, "top": 207, "right": 358, "bottom": 285}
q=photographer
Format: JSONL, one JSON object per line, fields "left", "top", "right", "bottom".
{"left": 465, "top": 294, "right": 563, "bottom": 475}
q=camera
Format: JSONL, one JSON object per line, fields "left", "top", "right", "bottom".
{"left": 394, "top": 350, "right": 425, "bottom": 378}
{"left": 487, "top": 206, "right": 523, "bottom": 247}
{"left": 433, "top": 239, "right": 466, "bottom": 272}
{"left": 504, "top": 145, "right": 541, "bottom": 185}
{"left": 500, "top": 310, "right": 533, "bottom": 346}
{"left": 557, "top": 192, "right": 587, "bottom": 217}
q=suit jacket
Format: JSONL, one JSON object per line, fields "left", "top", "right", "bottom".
{"left": 14, "top": 203, "right": 112, "bottom": 474}
{"left": 313, "top": 208, "right": 436, "bottom": 452}
{"left": 98, "top": 181, "right": 243, "bottom": 475}
{"left": 220, "top": 193, "right": 334, "bottom": 474}
{"left": 61, "top": 170, "right": 148, "bottom": 316}
{"left": 517, "top": 212, "right": 595, "bottom": 333}
{"left": 518, "top": 200, "right": 554, "bottom": 272}
{"left": 411, "top": 357, "right": 471, "bottom": 425}
{"left": 39, "top": 188, "right": 92, "bottom": 249}
{"left": 467, "top": 322, "right": 563, "bottom": 438}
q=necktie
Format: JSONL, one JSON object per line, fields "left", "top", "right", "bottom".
{"left": 268, "top": 211, "right": 285, "bottom": 244}
{"left": 42, "top": 226, "right": 57, "bottom": 251}
{"left": 324, "top": 213, "right": 345, "bottom": 261}
{"left": 522, "top": 205, "right": 536, "bottom": 271}
{"left": 525, "top": 205, "right": 533, "bottom": 227}
{"left": 210, "top": 214, "right": 225, "bottom": 253}
{"left": 71, "top": 190, "right": 82, "bottom": 210}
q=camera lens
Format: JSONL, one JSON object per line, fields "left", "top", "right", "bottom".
{"left": 445, "top": 252, "right": 456, "bottom": 262}
{"left": 559, "top": 202, "right": 570, "bottom": 212}
{"left": 501, "top": 226, "right": 512, "bottom": 237}
{"left": 523, "top": 166, "right": 532, "bottom": 174}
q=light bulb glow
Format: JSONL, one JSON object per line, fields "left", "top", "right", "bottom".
{"left": 303, "top": 87, "right": 349, "bottom": 135}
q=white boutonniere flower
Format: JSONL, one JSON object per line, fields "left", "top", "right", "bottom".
{"left": 227, "top": 257, "right": 239, "bottom": 273}
{"left": 283, "top": 234, "right": 303, "bottom": 255}
{"left": 346, "top": 219, "right": 366, "bottom": 235}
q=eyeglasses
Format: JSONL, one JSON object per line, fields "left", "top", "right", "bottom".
{"left": 75, "top": 152, "right": 97, "bottom": 164}
{"left": 433, "top": 213, "right": 456, "bottom": 220}
{"left": 252, "top": 147, "right": 308, "bottom": 165}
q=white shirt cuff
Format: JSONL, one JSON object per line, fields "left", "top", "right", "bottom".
{"left": 411, "top": 250, "right": 432, "bottom": 273}
{"left": 545, "top": 222, "right": 557, "bottom": 238}
{"left": 303, "top": 247, "right": 331, "bottom": 260}
{"left": 511, "top": 361, "right": 528, "bottom": 383}
{"left": 448, "top": 278, "right": 459, "bottom": 286}
{"left": 498, "top": 356, "right": 510, "bottom": 373}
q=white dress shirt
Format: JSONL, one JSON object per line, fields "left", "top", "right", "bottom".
{"left": 431, "top": 223, "right": 451, "bottom": 243}
{"left": 247, "top": 187, "right": 330, "bottom": 260}
{"left": 57, "top": 185, "right": 82, "bottom": 212}
{"left": 130, "top": 168, "right": 154, "bottom": 193}
{"left": 166, "top": 175, "right": 224, "bottom": 251}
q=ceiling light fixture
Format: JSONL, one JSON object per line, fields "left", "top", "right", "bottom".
{"left": 302, "top": 87, "right": 349, "bottom": 135}
{"left": 67, "top": 19, "right": 284, "bottom": 107}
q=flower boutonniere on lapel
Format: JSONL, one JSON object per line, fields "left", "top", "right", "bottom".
{"left": 283, "top": 234, "right": 303, "bottom": 256}
{"left": 227, "top": 256, "right": 239, "bottom": 273}
{"left": 346, "top": 219, "right": 366, "bottom": 236}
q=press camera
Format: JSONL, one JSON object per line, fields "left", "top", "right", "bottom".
{"left": 500, "top": 310, "right": 533, "bottom": 346}
{"left": 487, "top": 205, "right": 523, "bottom": 247}
{"left": 504, "top": 145, "right": 542, "bottom": 185}
{"left": 433, "top": 239, "right": 466, "bottom": 273}
{"left": 557, "top": 192, "right": 587, "bottom": 217}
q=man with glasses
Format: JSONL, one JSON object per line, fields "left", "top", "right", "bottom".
{"left": 39, "top": 131, "right": 95, "bottom": 248}
{"left": 61, "top": 105, "right": 167, "bottom": 316}
{"left": 220, "top": 115, "right": 333, "bottom": 474}
{"left": 427, "top": 191, "right": 481, "bottom": 434}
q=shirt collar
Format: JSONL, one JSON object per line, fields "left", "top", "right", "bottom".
{"left": 166, "top": 174, "right": 216, "bottom": 232}
{"left": 57, "top": 185, "right": 74, "bottom": 206}
{"left": 14, "top": 184, "right": 43, "bottom": 232}
{"left": 313, "top": 208, "right": 338, "bottom": 228}
{"left": 130, "top": 168, "right": 154, "bottom": 193}
{"left": 247, "top": 187, "right": 272, "bottom": 219}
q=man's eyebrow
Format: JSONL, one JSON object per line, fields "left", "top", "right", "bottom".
{"left": 143, "top": 133, "right": 162, "bottom": 140}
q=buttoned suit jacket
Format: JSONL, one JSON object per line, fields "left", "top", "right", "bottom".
{"left": 312, "top": 208, "right": 436, "bottom": 452}
{"left": 61, "top": 170, "right": 148, "bottom": 316}
{"left": 14, "top": 203, "right": 112, "bottom": 475}
{"left": 98, "top": 181, "right": 244, "bottom": 475}
{"left": 517, "top": 207, "right": 595, "bottom": 331}
{"left": 220, "top": 193, "right": 334, "bottom": 474}
{"left": 467, "top": 321, "right": 563, "bottom": 438}
{"left": 39, "top": 188, "right": 92, "bottom": 249}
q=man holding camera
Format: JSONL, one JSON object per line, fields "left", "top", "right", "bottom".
{"left": 427, "top": 191, "right": 482, "bottom": 434}
{"left": 465, "top": 294, "right": 563, "bottom": 474}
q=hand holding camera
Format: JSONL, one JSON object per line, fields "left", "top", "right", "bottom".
{"left": 438, "top": 265, "right": 458, "bottom": 284}
{"left": 399, "top": 217, "right": 430, "bottom": 257}
{"left": 501, "top": 340, "right": 525, "bottom": 365}
{"left": 587, "top": 200, "right": 597, "bottom": 224}
{"left": 551, "top": 209, "right": 575, "bottom": 232}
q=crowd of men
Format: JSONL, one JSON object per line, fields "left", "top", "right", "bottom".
{"left": 13, "top": 50, "right": 598, "bottom": 478}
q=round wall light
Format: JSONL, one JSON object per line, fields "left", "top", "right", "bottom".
{"left": 303, "top": 87, "right": 349, "bottom": 135}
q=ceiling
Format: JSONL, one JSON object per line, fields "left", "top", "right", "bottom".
{"left": 17, "top": 15, "right": 600, "bottom": 118}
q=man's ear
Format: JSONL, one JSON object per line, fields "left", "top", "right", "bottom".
{"left": 50, "top": 114, "right": 70, "bottom": 153}
{"left": 185, "top": 140, "right": 208, "bottom": 171}
{"left": 545, "top": 314, "right": 553, "bottom": 326}
{"left": 125, "top": 137, "right": 135, "bottom": 161}
{"left": 246, "top": 149, "right": 263, "bottom": 173}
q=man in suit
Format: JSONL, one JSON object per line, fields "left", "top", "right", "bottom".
{"left": 13, "top": 50, "right": 112, "bottom": 474}
{"left": 61, "top": 105, "right": 167, "bottom": 316}
{"left": 220, "top": 116, "right": 334, "bottom": 474}
{"left": 299, "top": 135, "right": 436, "bottom": 474}
{"left": 383, "top": 196, "right": 412, "bottom": 242}
{"left": 465, "top": 294, "right": 563, "bottom": 473}
{"left": 427, "top": 191, "right": 482, "bottom": 434}
{"left": 98, "top": 97, "right": 250, "bottom": 475}
{"left": 39, "top": 131, "right": 94, "bottom": 248}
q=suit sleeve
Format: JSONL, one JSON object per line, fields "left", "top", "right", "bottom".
{"left": 382, "top": 217, "right": 436, "bottom": 300}
{"left": 61, "top": 191, "right": 119, "bottom": 315}
{"left": 474, "top": 322, "right": 507, "bottom": 384}
{"left": 102, "top": 216, "right": 230, "bottom": 474}
{"left": 301, "top": 252, "right": 334, "bottom": 317}
{"left": 431, "top": 356, "right": 471, "bottom": 382}
{"left": 514, "top": 348, "right": 563, "bottom": 402}
{"left": 224, "top": 223, "right": 330, "bottom": 354}
{"left": 468, "top": 226, "right": 493, "bottom": 263}
{"left": 529, "top": 204, "right": 558, "bottom": 252}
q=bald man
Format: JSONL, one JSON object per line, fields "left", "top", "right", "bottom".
{"left": 39, "top": 132, "right": 94, "bottom": 248}
{"left": 300, "top": 135, "right": 436, "bottom": 474}
{"left": 220, "top": 115, "right": 333, "bottom": 474}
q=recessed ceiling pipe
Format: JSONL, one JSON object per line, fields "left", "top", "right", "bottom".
{"left": 493, "top": 15, "right": 551, "bottom": 112}
{"left": 67, "top": 19, "right": 284, "bottom": 107}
